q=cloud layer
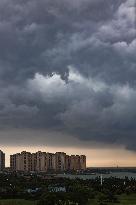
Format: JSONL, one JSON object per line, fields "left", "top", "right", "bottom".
{"left": 0, "top": 0, "right": 136, "bottom": 150}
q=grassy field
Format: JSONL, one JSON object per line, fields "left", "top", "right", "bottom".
{"left": 0, "top": 199, "right": 37, "bottom": 205}
{"left": 0, "top": 194, "right": 136, "bottom": 205}
{"left": 88, "top": 194, "right": 136, "bottom": 205}
{"left": 118, "top": 194, "right": 136, "bottom": 205}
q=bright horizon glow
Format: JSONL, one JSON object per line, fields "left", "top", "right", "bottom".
{"left": 1, "top": 145, "right": 136, "bottom": 168}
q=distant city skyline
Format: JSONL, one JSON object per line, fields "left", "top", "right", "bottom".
{"left": 10, "top": 150, "right": 86, "bottom": 172}
{"left": 1, "top": 145, "right": 136, "bottom": 168}
{"left": 0, "top": 149, "right": 86, "bottom": 171}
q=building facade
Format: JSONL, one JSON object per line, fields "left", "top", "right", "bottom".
{"left": 55, "top": 152, "right": 66, "bottom": 171}
{"left": 0, "top": 150, "right": 5, "bottom": 171}
{"left": 80, "top": 155, "right": 86, "bottom": 170}
{"left": 10, "top": 151, "right": 86, "bottom": 172}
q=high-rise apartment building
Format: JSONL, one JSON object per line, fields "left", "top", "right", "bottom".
{"left": 46, "top": 153, "right": 56, "bottom": 171}
{"left": 10, "top": 152, "right": 32, "bottom": 171}
{"left": 65, "top": 155, "right": 71, "bottom": 171}
{"left": 35, "top": 151, "right": 43, "bottom": 172}
{"left": 10, "top": 154, "right": 15, "bottom": 171}
{"left": 35, "top": 152, "right": 56, "bottom": 172}
{"left": 0, "top": 150, "right": 5, "bottom": 171}
{"left": 10, "top": 153, "right": 22, "bottom": 171}
{"left": 55, "top": 152, "right": 66, "bottom": 171}
{"left": 31, "top": 153, "right": 37, "bottom": 171}
{"left": 20, "top": 151, "right": 32, "bottom": 172}
{"left": 10, "top": 151, "right": 86, "bottom": 172}
{"left": 80, "top": 155, "right": 86, "bottom": 170}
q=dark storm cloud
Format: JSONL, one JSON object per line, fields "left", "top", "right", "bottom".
{"left": 0, "top": 0, "right": 136, "bottom": 150}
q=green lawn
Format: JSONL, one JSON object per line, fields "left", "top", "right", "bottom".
{"left": 88, "top": 194, "right": 136, "bottom": 205}
{"left": 118, "top": 194, "right": 136, "bottom": 205}
{"left": 0, "top": 194, "right": 136, "bottom": 205}
{"left": 0, "top": 199, "right": 37, "bottom": 205}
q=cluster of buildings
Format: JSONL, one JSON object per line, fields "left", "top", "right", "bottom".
{"left": 0, "top": 150, "right": 86, "bottom": 172}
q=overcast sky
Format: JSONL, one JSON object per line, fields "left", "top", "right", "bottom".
{"left": 0, "top": 0, "right": 136, "bottom": 165}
